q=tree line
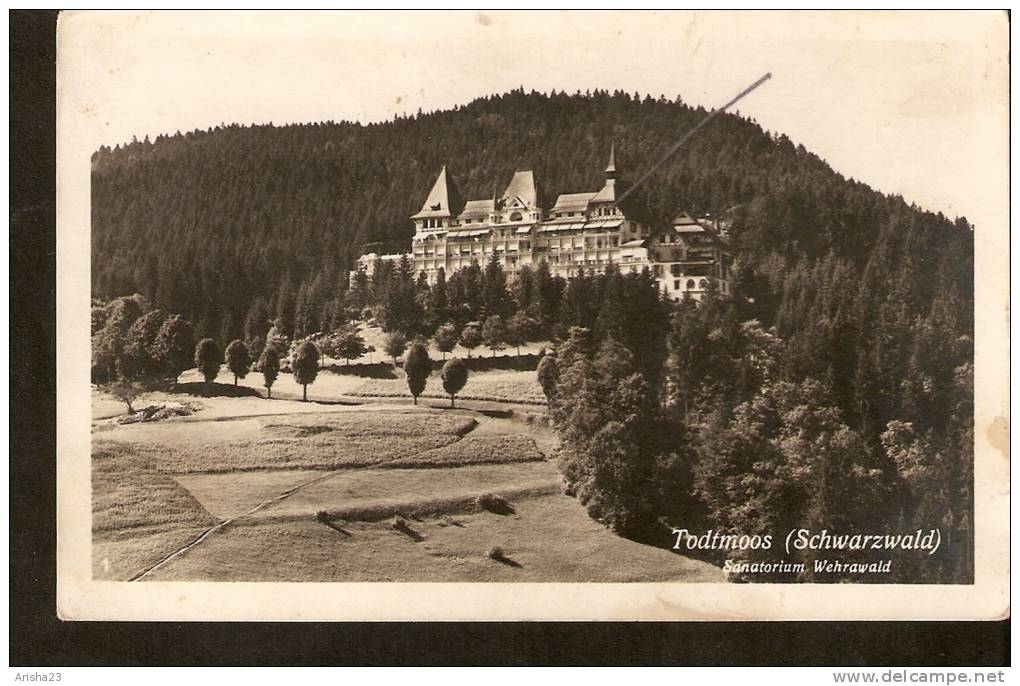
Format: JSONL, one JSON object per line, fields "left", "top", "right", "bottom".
{"left": 535, "top": 222, "right": 972, "bottom": 583}
{"left": 92, "top": 88, "right": 969, "bottom": 348}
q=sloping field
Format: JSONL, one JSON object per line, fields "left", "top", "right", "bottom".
{"left": 92, "top": 440, "right": 219, "bottom": 580}
{"left": 144, "top": 491, "right": 723, "bottom": 583}
{"left": 93, "top": 401, "right": 720, "bottom": 583}
{"left": 105, "top": 412, "right": 480, "bottom": 474}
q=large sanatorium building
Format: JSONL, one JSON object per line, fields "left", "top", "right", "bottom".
{"left": 355, "top": 146, "right": 733, "bottom": 301}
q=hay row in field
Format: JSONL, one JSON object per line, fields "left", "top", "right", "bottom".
{"left": 235, "top": 483, "right": 562, "bottom": 525}
{"left": 385, "top": 435, "right": 546, "bottom": 468}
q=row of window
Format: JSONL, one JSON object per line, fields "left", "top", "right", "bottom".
{"left": 673, "top": 278, "right": 709, "bottom": 291}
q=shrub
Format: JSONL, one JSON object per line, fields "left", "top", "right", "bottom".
{"left": 108, "top": 379, "right": 144, "bottom": 414}
{"left": 536, "top": 351, "right": 559, "bottom": 406}
{"left": 487, "top": 545, "right": 506, "bottom": 560}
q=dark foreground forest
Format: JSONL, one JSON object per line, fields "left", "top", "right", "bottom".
{"left": 91, "top": 89, "right": 974, "bottom": 582}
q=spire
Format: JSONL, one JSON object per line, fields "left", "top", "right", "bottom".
{"left": 591, "top": 143, "right": 618, "bottom": 203}
{"left": 604, "top": 142, "right": 617, "bottom": 177}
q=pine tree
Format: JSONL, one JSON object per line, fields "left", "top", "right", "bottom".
{"left": 482, "top": 251, "right": 512, "bottom": 319}
{"left": 243, "top": 297, "right": 272, "bottom": 360}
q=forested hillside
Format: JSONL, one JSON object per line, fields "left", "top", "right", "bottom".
{"left": 92, "top": 88, "right": 974, "bottom": 582}
{"left": 92, "top": 87, "right": 971, "bottom": 344}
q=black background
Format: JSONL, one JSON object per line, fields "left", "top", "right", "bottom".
{"left": 10, "top": 9, "right": 1009, "bottom": 667}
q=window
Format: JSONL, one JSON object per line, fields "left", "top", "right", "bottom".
{"left": 510, "top": 211, "right": 523, "bottom": 222}
{"left": 686, "top": 279, "right": 695, "bottom": 290}
{"left": 674, "top": 279, "right": 680, "bottom": 290}
{"left": 700, "top": 279, "right": 709, "bottom": 289}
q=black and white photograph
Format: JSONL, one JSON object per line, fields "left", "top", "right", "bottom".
{"left": 53, "top": 9, "right": 1008, "bottom": 622}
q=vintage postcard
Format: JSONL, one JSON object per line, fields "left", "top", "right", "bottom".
{"left": 55, "top": 10, "right": 1009, "bottom": 621}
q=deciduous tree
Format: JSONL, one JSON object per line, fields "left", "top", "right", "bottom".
{"left": 260, "top": 347, "right": 280, "bottom": 399}
{"left": 458, "top": 322, "right": 483, "bottom": 359}
{"left": 441, "top": 357, "right": 468, "bottom": 408}
{"left": 404, "top": 339, "right": 432, "bottom": 405}
{"left": 194, "top": 338, "right": 221, "bottom": 388}
{"left": 292, "top": 340, "right": 321, "bottom": 401}
{"left": 433, "top": 322, "right": 458, "bottom": 360}
{"left": 383, "top": 332, "right": 408, "bottom": 367}
{"left": 482, "top": 315, "right": 506, "bottom": 358}
{"left": 154, "top": 314, "right": 196, "bottom": 383}
{"left": 225, "top": 339, "right": 251, "bottom": 385}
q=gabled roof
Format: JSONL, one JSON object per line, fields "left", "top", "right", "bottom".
{"left": 671, "top": 211, "right": 704, "bottom": 231}
{"left": 590, "top": 179, "right": 617, "bottom": 203}
{"left": 667, "top": 211, "right": 727, "bottom": 244}
{"left": 550, "top": 192, "right": 597, "bottom": 214}
{"left": 502, "top": 170, "right": 539, "bottom": 209}
{"left": 458, "top": 199, "right": 495, "bottom": 220}
{"left": 411, "top": 165, "right": 465, "bottom": 219}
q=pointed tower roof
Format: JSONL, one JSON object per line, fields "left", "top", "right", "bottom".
{"left": 604, "top": 143, "right": 617, "bottom": 175}
{"left": 592, "top": 144, "right": 619, "bottom": 203}
{"left": 411, "top": 165, "right": 465, "bottom": 219}
{"left": 501, "top": 170, "right": 539, "bottom": 209}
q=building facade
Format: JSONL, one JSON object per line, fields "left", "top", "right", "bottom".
{"left": 356, "top": 147, "right": 733, "bottom": 302}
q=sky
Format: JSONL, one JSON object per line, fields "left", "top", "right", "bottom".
{"left": 58, "top": 10, "right": 1008, "bottom": 231}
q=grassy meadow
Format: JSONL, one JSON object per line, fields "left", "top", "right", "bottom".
{"left": 92, "top": 381, "right": 721, "bottom": 583}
